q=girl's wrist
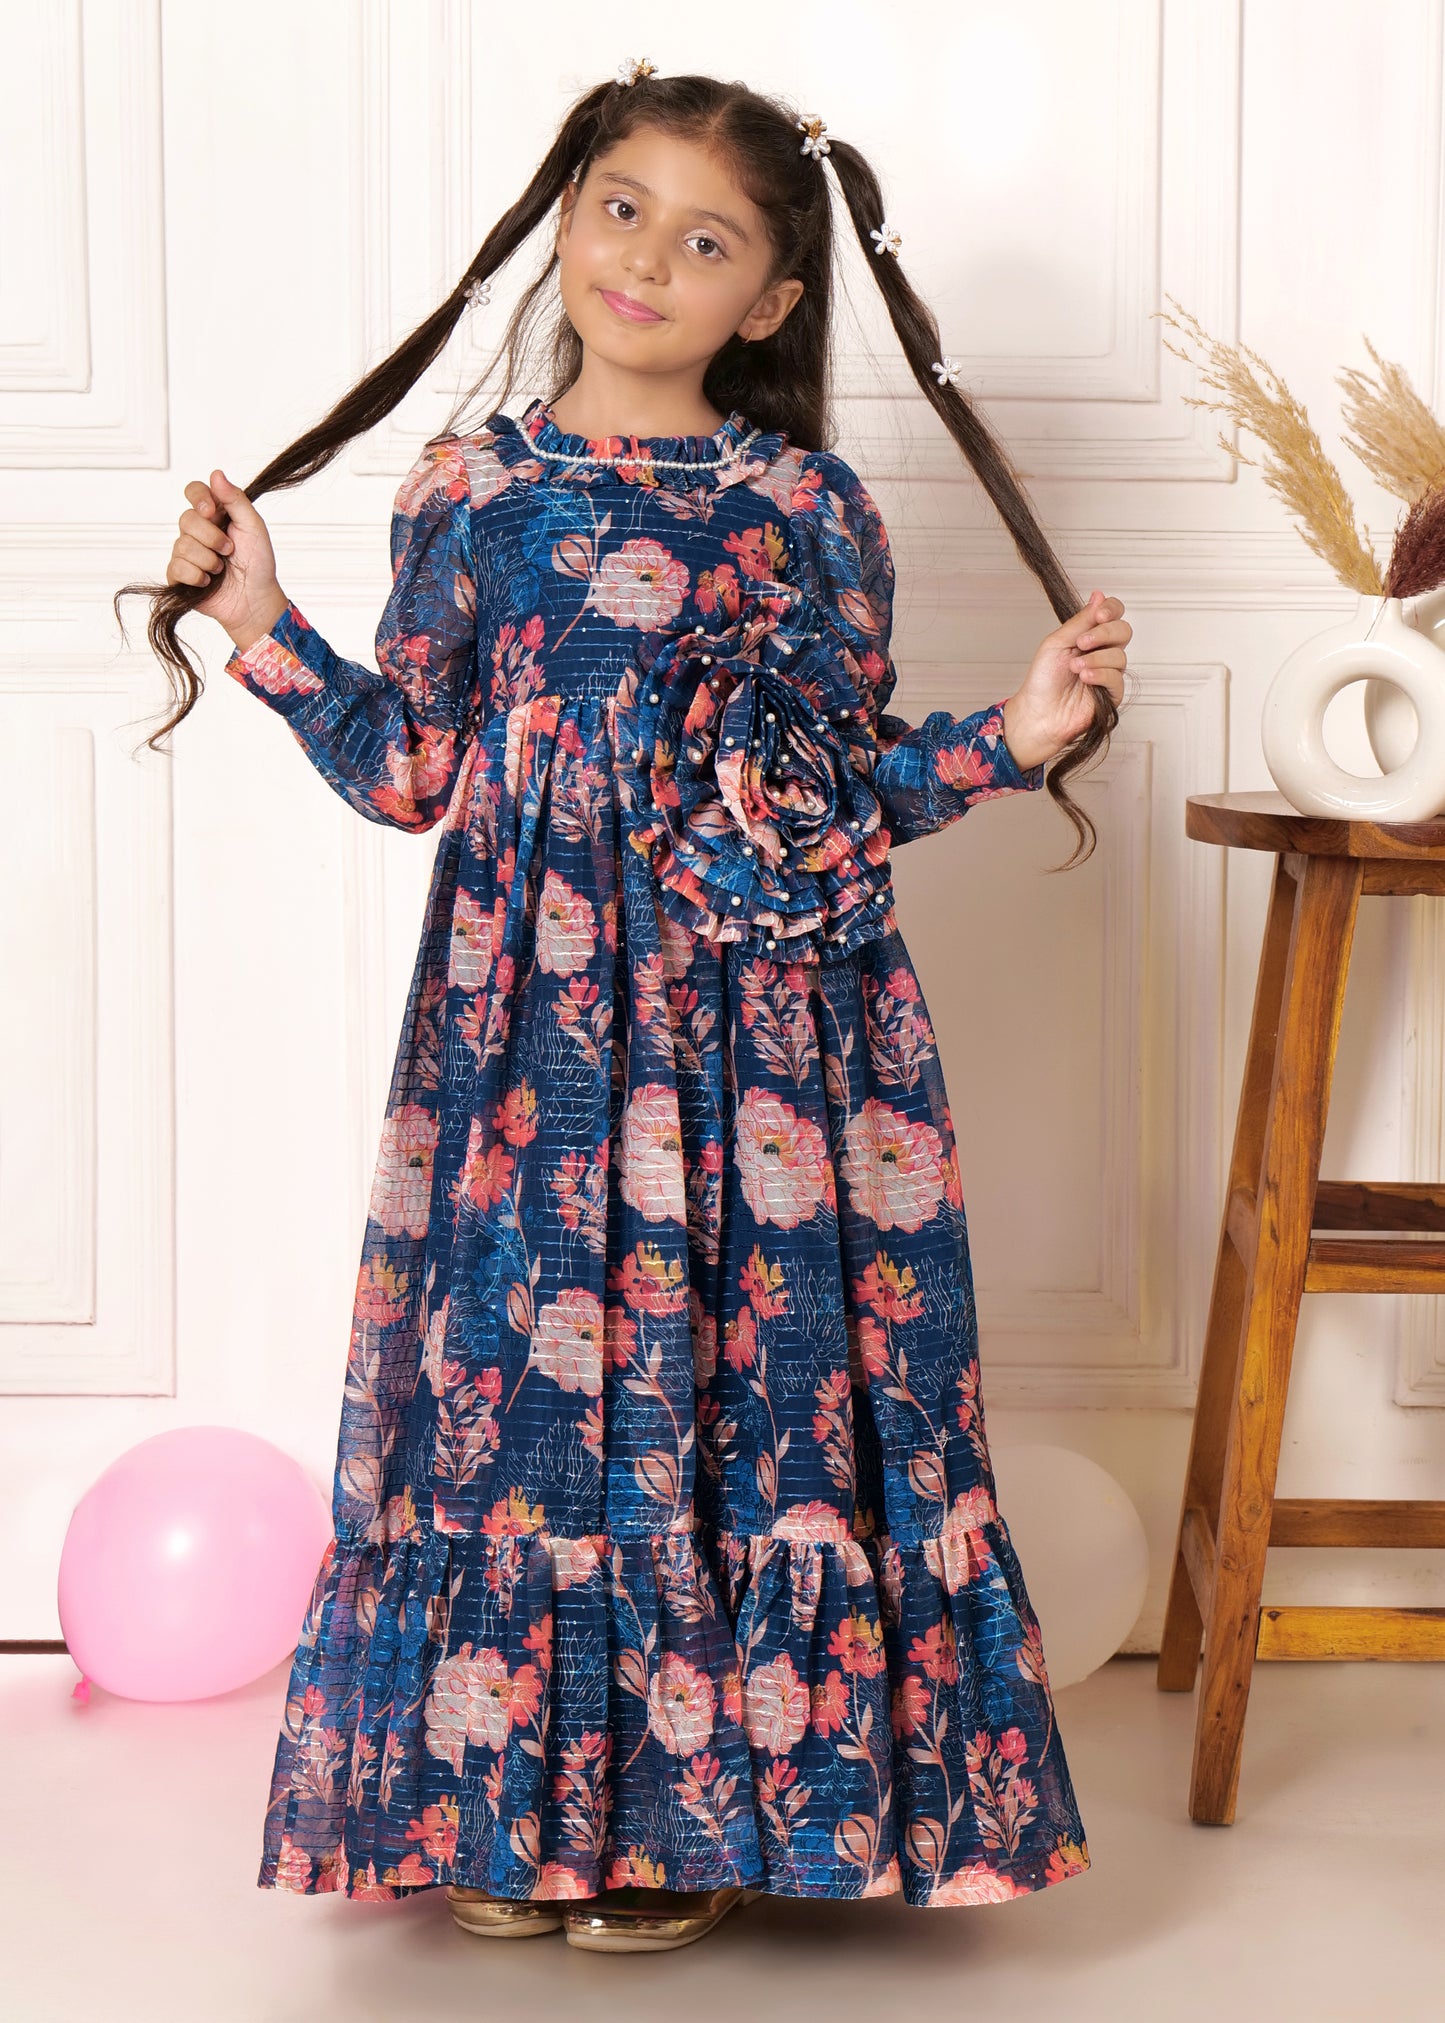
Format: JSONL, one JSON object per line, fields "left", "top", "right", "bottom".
{"left": 226, "top": 587, "right": 291, "bottom": 655}
{"left": 1001, "top": 693, "right": 1055, "bottom": 771}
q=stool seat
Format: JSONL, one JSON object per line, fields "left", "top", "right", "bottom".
{"left": 1161, "top": 793, "right": 1445, "bottom": 1826}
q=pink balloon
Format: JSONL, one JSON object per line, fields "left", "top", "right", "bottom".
{"left": 57, "top": 1427, "right": 333, "bottom": 1702}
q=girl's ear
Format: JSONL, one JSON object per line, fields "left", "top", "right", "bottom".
{"left": 555, "top": 178, "right": 579, "bottom": 257}
{"left": 739, "top": 276, "right": 805, "bottom": 343}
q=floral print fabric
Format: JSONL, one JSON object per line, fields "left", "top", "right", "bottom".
{"left": 227, "top": 396, "right": 1089, "bottom": 1908}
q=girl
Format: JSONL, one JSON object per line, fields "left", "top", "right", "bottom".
{"left": 150, "top": 65, "right": 1128, "bottom": 1953}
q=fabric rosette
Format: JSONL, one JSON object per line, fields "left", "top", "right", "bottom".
{"left": 613, "top": 594, "right": 897, "bottom": 962}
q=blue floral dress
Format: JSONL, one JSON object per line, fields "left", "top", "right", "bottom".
{"left": 226, "top": 395, "right": 1091, "bottom": 1909}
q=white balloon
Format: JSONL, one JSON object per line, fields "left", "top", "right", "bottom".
{"left": 988, "top": 1443, "right": 1149, "bottom": 1689}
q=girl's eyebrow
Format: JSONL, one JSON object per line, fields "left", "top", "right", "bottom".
{"left": 597, "top": 171, "right": 752, "bottom": 247}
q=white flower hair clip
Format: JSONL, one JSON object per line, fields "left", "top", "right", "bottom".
{"left": 930, "top": 355, "right": 962, "bottom": 387}
{"left": 616, "top": 55, "right": 657, "bottom": 86}
{"left": 869, "top": 220, "right": 902, "bottom": 257}
{"left": 466, "top": 276, "right": 492, "bottom": 309}
{"left": 797, "top": 114, "right": 831, "bottom": 160}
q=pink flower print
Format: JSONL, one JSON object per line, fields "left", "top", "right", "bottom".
{"left": 855, "top": 1314, "right": 889, "bottom": 1382}
{"left": 418, "top": 1302, "right": 447, "bottom": 1399}
{"left": 891, "top": 1674, "right": 931, "bottom": 1738}
{"left": 535, "top": 1861, "right": 594, "bottom": 1899}
{"left": 734, "top": 1087, "right": 833, "bottom": 1229}
{"left": 589, "top": 537, "right": 690, "bottom": 629}
{"left": 481, "top": 1489, "right": 545, "bottom": 1539}
{"left": 656, "top": 906, "right": 696, "bottom": 982}
{"left": 721, "top": 1665, "right": 744, "bottom": 1728}
{"left": 694, "top": 559, "right": 742, "bottom": 623}
{"left": 646, "top": 1651, "right": 716, "bottom": 1755}
{"left": 390, "top": 1851, "right": 436, "bottom": 1888}
{"left": 448, "top": 887, "right": 492, "bottom": 991}
{"left": 457, "top": 1112, "right": 513, "bottom": 1214}
{"left": 355, "top": 1258, "right": 409, "bottom": 1329}
{"left": 367, "top": 1101, "right": 439, "bottom": 1238}
{"left": 925, "top": 1864, "right": 1023, "bottom": 1906}
{"left": 535, "top": 869, "right": 597, "bottom": 976}
{"left": 742, "top": 1650, "right": 810, "bottom": 1754}
{"left": 608, "top": 1239, "right": 688, "bottom": 1318}
{"left": 839, "top": 1097, "right": 946, "bottom": 1233}
{"left": 548, "top": 1534, "right": 605, "bottom": 1589}
{"left": 918, "top": 1488, "right": 995, "bottom": 1594}
{"left": 934, "top": 739, "right": 1001, "bottom": 796}
{"left": 530, "top": 1286, "right": 605, "bottom": 1395}
{"left": 273, "top": 1833, "right": 314, "bottom": 1892}
{"left": 773, "top": 1501, "right": 851, "bottom": 1543}
{"left": 234, "top": 633, "right": 325, "bottom": 699}
{"left": 381, "top": 720, "right": 461, "bottom": 821}
{"left": 828, "top": 1608, "right": 887, "bottom": 1677}
{"left": 604, "top": 1306, "right": 637, "bottom": 1371}
{"left": 394, "top": 438, "right": 469, "bottom": 517}
{"left": 811, "top": 1670, "right": 849, "bottom": 1737}
{"left": 424, "top": 1644, "right": 542, "bottom": 1770}
{"left": 617, "top": 1082, "right": 688, "bottom": 1223}
{"left": 722, "top": 1304, "right": 757, "bottom": 1372}
{"left": 908, "top": 1621, "right": 960, "bottom": 1685}
{"left": 722, "top": 521, "right": 787, "bottom": 581}
{"left": 405, "top": 1797, "right": 460, "bottom": 1866}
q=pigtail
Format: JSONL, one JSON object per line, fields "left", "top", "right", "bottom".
{"left": 117, "top": 82, "right": 619, "bottom": 750}
{"left": 825, "top": 138, "right": 1114, "bottom": 870}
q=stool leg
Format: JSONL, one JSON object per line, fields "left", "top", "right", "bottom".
{"left": 1190, "top": 851, "right": 1362, "bottom": 1824}
{"left": 1159, "top": 854, "right": 1300, "bottom": 1695}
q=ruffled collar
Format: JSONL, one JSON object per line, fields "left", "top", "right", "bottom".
{"left": 485, "top": 395, "right": 789, "bottom": 491}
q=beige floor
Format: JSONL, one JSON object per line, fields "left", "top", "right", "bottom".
{"left": 4, "top": 1649, "right": 1440, "bottom": 2022}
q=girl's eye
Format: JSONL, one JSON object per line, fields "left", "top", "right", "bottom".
{"left": 600, "top": 198, "right": 724, "bottom": 259}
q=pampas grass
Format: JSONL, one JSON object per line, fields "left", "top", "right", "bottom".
{"left": 1153, "top": 293, "right": 1384, "bottom": 593}
{"left": 1383, "top": 487, "right": 1445, "bottom": 599}
{"left": 1337, "top": 335, "right": 1445, "bottom": 503}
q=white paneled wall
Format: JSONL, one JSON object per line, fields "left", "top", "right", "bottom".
{"left": 3, "top": 0, "right": 1444, "bottom": 1638}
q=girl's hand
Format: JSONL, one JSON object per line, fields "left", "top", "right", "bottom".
{"left": 1002, "top": 590, "right": 1132, "bottom": 770}
{"left": 167, "top": 469, "right": 287, "bottom": 649}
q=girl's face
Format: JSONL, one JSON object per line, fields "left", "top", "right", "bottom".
{"left": 554, "top": 129, "right": 804, "bottom": 386}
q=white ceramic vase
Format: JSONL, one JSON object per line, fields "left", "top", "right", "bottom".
{"left": 1261, "top": 588, "right": 1445, "bottom": 820}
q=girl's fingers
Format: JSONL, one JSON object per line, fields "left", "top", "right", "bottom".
{"left": 1076, "top": 619, "right": 1131, "bottom": 649}
{"left": 180, "top": 507, "right": 231, "bottom": 552}
{"left": 176, "top": 533, "right": 227, "bottom": 574}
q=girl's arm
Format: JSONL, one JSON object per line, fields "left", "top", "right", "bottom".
{"left": 870, "top": 694, "right": 1044, "bottom": 844}
{"left": 794, "top": 453, "right": 1046, "bottom": 847}
{"left": 224, "top": 439, "right": 479, "bottom": 833}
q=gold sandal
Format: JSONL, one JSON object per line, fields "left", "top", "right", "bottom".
{"left": 445, "top": 1884, "right": 565, "bottom": 1938}
{"left": 563, "top": 1883, "right": 763, "bottom": 1953}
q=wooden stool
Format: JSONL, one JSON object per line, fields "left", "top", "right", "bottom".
{"left": 1159, "top": 790, "right": 1445, "bottom": 1825}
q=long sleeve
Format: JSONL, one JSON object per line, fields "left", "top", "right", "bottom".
{"left": 224, "top": 436, "right": 479, "bottom": 832}
{"left": 791, "top": 450, "right": 1046, "bottom": 847}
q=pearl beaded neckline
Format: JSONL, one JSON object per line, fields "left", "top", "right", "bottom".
{"left": 519, "top": 426, "right": 766, "bottom": 472}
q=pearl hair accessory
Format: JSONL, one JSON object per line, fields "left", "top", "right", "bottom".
{"left": 466, "top": 277, "right": 492, "bottom": 309}
{"left": 930, "top": 355, "right": 962, "bottom": 387}
{"left": 616, "top": 55, "right": 657, "bottom": 85}
{"left": 869, "top": 221, "right": 902, "bottom": 257}
{"left": 797, "top": 114, "right": 831, "bottom": 159}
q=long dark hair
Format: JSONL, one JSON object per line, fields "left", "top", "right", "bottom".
{"left": 116, "top": 70, "right": 1114, "bottom": 868}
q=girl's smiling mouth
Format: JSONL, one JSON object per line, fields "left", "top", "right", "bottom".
{"left": 599, "top": 287, "right": 666, "bottom": 323}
